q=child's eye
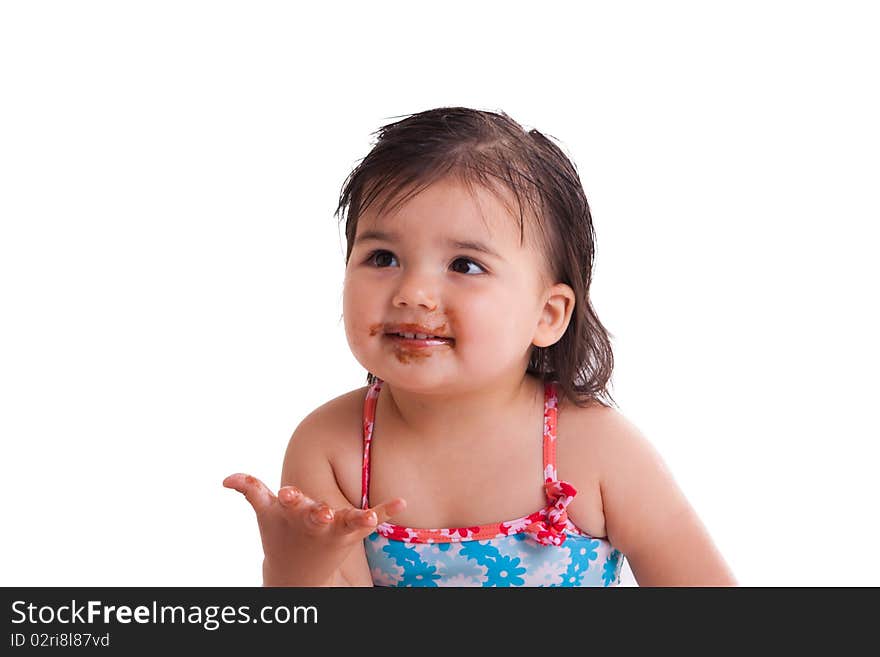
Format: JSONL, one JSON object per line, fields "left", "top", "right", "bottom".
{"left": 366, "top": 250, "right": 398, "bottom": 268}
{"left": 450, "top": 257, "right": 486, "bottom": 275}
{"left": 364, "top": 250, "right": 486, "bottom": 275}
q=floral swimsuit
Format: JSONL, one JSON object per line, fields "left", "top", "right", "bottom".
{"left": 361, "top": 378, "right": 626, "bottom": 587}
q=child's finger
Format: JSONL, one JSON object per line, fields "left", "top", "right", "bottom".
{"left": 336, "top": 507, "right": 379, "bottom": 532}
{"left": 277, "top": 485, "right": 306, "bottom": 509}
{"left": 369, "top": 497, "right": 407, "bottom": 525}
{"left": 304, "top": 502, "right": 336, "bottom": 534}
{"left": 222, "top": 473, "right": 275, "bottom": 511}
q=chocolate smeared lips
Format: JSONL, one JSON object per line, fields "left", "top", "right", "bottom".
{"left": 383, "top": 322, "right": 455, "bottom": 346}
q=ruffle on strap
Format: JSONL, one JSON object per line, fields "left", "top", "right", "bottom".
{"left": 523, "top": 480, "right": 578, "bottom": 546}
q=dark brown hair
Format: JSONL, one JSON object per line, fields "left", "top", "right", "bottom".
{"left": 334, "top": 107, "right": 616, "bottom": 409}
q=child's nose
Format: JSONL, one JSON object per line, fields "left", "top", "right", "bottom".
{"left": 392, "top": 269, "right": 439, "bottom": 311}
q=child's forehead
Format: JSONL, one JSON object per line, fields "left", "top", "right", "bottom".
{"left": 357, "top": 177, "right": 528, "bottom": 247}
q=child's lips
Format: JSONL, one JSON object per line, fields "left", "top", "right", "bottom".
{"left": 384, "top": 334, "right": 455, "bottom": 348}
{"left": 383, "top": 323, "right": 453, "bottom": 339}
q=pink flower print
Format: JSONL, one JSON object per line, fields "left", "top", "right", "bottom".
{"left": 544, "top": 480, "right": 576, "bottom": 504}
{"left": 547, "top": 506, "right": 570, "bottom": 531}
{"left": 523, "top": 479, "right": 579, "bottom": 546}
{"left": 544, "top": 413, "right": 557, "bottom": 435}
{"left": 407, "top": 533, "right": 433, "bottom": 544}
{"left": 499, "top": 513, "right": 538, "bottom": 536}
{"left": 544, "top": 463, "right": 557, "bottom": 483}
{"left": 377, "top": 523, "right": 414, "bottom": 542}
{"left": 441, "top": 526, "right": 482, "bottom": 540}
{"left": 548, "top": 480, "right": 577, "bottom": 500}
{"left": 523, "top": 519, "right": 566, "bottom": 546}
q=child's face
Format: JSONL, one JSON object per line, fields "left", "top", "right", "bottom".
{"left": 343, "top": 176, "right": 552, "bottom": 393}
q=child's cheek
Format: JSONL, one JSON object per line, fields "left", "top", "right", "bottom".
{"left": 341, "top": 298, "right": 368, "bottom": 352}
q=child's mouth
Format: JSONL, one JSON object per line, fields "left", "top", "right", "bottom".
{"left": 384, "top": 332, "right": 455, "bottom": 348}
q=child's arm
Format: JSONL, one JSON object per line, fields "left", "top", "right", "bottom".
{"left": 224, "top": 406, "right": 406, "bottom": 587}
{"left": 595, "top": 411, "right": 738, "bottom": 586}
{"left": 275, "top": 410, "right": 388, "bottom": 587}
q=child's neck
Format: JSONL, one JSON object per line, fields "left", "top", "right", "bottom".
{"left": 381, "top": 371, "right": 545, "bottom": 446}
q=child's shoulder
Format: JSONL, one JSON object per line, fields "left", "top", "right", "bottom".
{"left": 558, "top": 398, "right": 669, "bottom": 498}
{"left": 557, "top": 395, "right": 644, "bottom": 465}
{"left": 555, "top": 398, "right": 650, "bottom": 534}
{"left": 283, "top": 385, "right": 371, "bottom": 507}
{"left": 292, "top": 384, "right": 370, "bottom": 438}
{"left": 560, "top": 398, "right": 728, "bottom": 580}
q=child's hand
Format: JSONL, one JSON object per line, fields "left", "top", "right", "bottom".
{"left": 223, "top": 472, "right": 406, "bottom": 586}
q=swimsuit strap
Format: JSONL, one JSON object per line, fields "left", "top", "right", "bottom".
{"left": 360, "top": 378, "right": 561, "bottom": 509}
{"left": 360, "top": 379, "right": 383, "bottom": 509}
{"left": 541, "top": 380, "right": 561, "bottom": 502}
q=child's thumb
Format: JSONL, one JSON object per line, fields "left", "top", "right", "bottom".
{"left": 223, "top": 473, "right": 274, "bottom": 511}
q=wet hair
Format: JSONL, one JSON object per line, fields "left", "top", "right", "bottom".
{"left": 334, "top": 106, "right": 616, "bottom": 409}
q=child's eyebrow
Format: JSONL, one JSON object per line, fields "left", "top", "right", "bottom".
{"left": 354, "top": 229, "right": 503, "bottom": 259}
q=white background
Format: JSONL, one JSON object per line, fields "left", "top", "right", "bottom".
{"left": 1, "top": 1, "right": 877, "bottom": 587}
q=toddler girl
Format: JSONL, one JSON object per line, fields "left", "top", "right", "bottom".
{"left": 224, "top": 107, "right": 737, "bottom": 587}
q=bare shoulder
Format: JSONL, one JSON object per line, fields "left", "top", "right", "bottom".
{"left": 560, "top": 400, "right": 737, "bottom": 586}
{"left": 554, "top": 399, "right": 620, "bottom": 537}
{"left": 556, "top": 397, "right": 647, "bottom": 492}
{"left": 281, "top": 385, "right": 369, "bottom": 509}
{"left": 558, "top": 400, "right": 669, "bottom": 490}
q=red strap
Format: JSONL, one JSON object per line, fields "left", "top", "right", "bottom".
{"left": 362, "top": 379, "right": 560, "bottom": 508}
{"left": 360, "top": 379, "right": 382, "bottom": 509}
{"left": 542, "top": 380, "right": 560, "bottom": 494}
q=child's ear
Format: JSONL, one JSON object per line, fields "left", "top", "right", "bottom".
{"left": 532, "top": 283, "right": 576, "bottom": 348}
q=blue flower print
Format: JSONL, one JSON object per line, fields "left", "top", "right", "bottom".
{"left": 602, "top": 549, "right": 623, "bottom": 587}
{"left": 366, "top": 532, "right": 623, "bottom": 587}
{"left": 399, "top": 561, "right": 441, "bottom": 587}
{"left": 459, "top": 540, "right": 502, "bottom": 565}
{"left": 561, "top": 557, "right": 585, "bottom": 587}
{"left": 483, "top": 554, "right": 526, "bottom": 587}
{"left": 419, "top": 543, "right": 486, "bottom": 584}
{"left": 381, "top": 539, "right": 441, "bottom": 587}
{"left": 575, "top": 538, "right": 600, "bottom": 565}
{"left": 557, "top": 538, "right": 599, "bottom": 587}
